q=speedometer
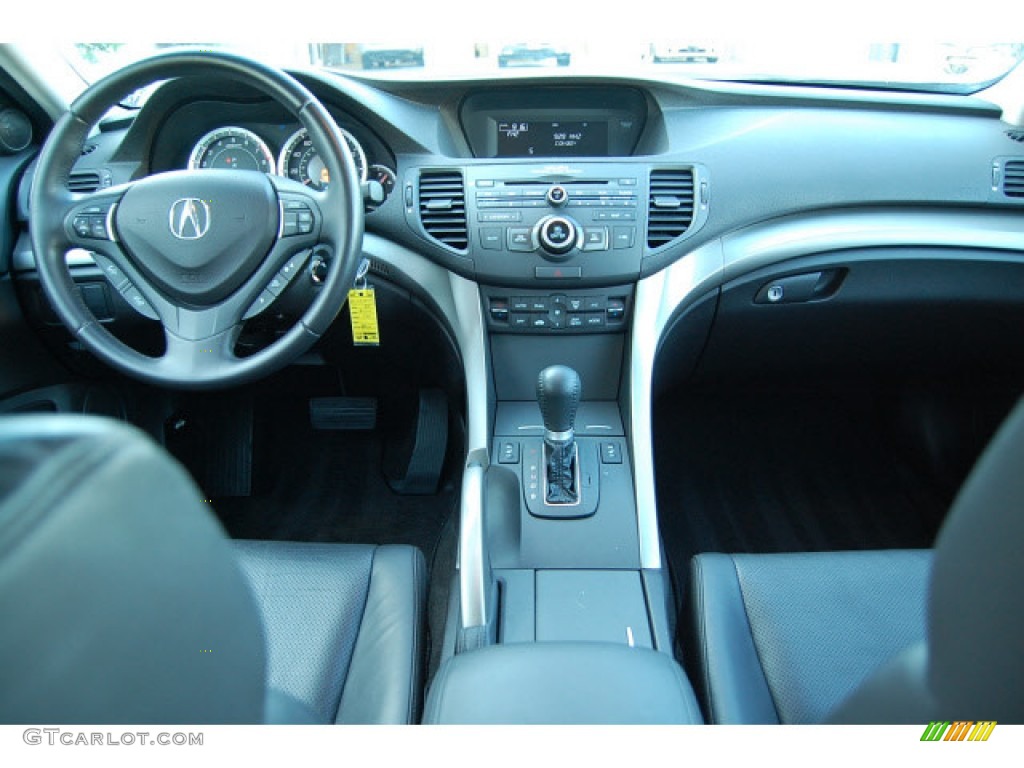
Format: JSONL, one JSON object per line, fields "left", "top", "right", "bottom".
{"left": 277, "top": 127, "right": 367, "bottom": 191}
{"left": 188, "top": 127, "right": 275, "bottom": 173}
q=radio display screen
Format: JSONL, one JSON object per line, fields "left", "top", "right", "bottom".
{"left": 495, "top": 120, "right": 609, "bottom": 157}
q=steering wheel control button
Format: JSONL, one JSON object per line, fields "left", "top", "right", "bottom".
{"left": 546, "top": 185, "right": 568, "bottom": 206}
{"left": 278, "top": 250, "right": 311, "bottom": 282}
{"left": 281, "top": 202, "right": 314, "bottom": 237}
{"left": 119, "top": 283, "right": 158, "bottom": 320}
{"left": 537, "top": 216, "right": 578, "bottom": 257}
{"left": 90, "top": 253, "right": 130, "bottom": 291}
{"left": 70, "top": 204, "right": 115, "bottom": 241}
{"left": 266, "top": 273, "right": 287, "bottom": 296}
{"left": 243, "top": 290, "right": 277, "bottom": 320}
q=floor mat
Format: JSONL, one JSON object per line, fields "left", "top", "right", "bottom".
{"left": 653, "top": 389, "right": 960, "bottom": 609}
{"left": 172, "top": 372, "right": 461, "bottom": 561}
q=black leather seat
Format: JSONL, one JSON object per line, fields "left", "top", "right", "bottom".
{"left": 686, "top": 399, "right": 1024, "bottom": 724}
{"left": 0, "top": 415, "right": 426, "bottom": 724}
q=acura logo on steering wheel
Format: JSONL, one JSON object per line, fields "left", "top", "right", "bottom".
{"left": 169, "top": 198, "right": 211, "bottom": 240}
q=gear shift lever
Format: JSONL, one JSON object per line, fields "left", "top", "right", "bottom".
{"left": 537, "top": 365, "right": 581, "bottom": 443}
{"left": 536, "top": 365, "right": 581, "bottom": 504}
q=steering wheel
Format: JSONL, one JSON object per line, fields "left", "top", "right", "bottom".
{"left": 29, "top": 50, "right": 364, "bottom": 389}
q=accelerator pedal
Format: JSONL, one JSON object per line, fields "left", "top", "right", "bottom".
{"left": 384, "top": 389, "right": 448, "bottom": 495}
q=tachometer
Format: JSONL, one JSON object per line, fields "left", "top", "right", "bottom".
{"left": 277, "top": 127, "right": 367, "bottom": 191}
{"left": 188, "top": 127, "right": 275, "bottom": 173}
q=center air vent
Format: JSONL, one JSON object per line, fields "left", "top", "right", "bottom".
{"left": 418, "top": 171, "right": 467, "bottom": 250}
{"left": 647, "top": 168, "right": 695, "bottom": 249}
{"left": 1004, "top": 161, "right": 1024, "bottom": 198}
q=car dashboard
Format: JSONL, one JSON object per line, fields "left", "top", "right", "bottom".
{"left": 3, "top": 55, "right": 1024, "bottom": 728}
{"left": 15, "top": 69, "right": 1022, "bottom": 335}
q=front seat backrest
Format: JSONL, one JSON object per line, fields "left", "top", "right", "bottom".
{"left": 832, "top": 397, "right": 1024, "bottom": 723}
{"left": 0, "top": 415, "right": 267, "bottom": 724}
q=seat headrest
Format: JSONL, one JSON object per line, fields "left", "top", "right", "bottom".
{"left": 0, "top": 414, "right": 266, "bottom": 724}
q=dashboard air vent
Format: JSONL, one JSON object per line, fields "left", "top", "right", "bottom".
{"left": 1007, "top": 130, "right": 1024, "bottom": 144}
{"left": 647, "top": 169, "right": 695, "bottom": 248}
{"left": 1003, "top": 160, "right": 1024, "bottom": 198}
{"left": 67, "top": 171, "right": 101, "bottom": 193}
{"left": 418, "top": 171, "right": 467, "bottom": 250}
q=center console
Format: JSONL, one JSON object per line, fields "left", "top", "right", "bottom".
{"left": 422, "top": 86, "right": 703, "bottom": 724}
{"left": 430, "top": 350, "right": 701, "bottom": 721}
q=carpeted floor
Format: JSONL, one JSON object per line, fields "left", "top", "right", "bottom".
{"left": 652, "top": 386, "right": 1013, "bottom": 610}
{"left": 211, "top": 427, "right": 458, "bottom": 555}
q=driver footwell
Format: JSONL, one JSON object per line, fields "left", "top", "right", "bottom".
{"left": 167, "top": 366, "right": 462, "bottom": 562}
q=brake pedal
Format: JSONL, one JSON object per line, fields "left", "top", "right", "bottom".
{"left": 309, "top": 397, "right": 378, "bottom": 430}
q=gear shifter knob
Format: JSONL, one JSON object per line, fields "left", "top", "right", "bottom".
{"left": 537, "top": 365, "right": 581, "bottom": 443}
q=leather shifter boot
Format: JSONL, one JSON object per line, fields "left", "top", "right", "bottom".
{"left": 545, "top": 439, "right": 577, "bottom": 504}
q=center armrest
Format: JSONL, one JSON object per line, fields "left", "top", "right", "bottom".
{"left": 423, "top": 642, "right": 703, "bottom": 724}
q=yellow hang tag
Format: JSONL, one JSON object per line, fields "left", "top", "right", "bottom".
{"left": 348, "top": 288, "right": 380, "bottom": 346}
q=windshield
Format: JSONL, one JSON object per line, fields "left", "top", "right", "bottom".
{"left": 65, "top": 42, "right": 1024, "bottom": 96}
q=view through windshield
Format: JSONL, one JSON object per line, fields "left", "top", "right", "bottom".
{"left": 67, "top": 42, "right": 1024, "bottom": 93}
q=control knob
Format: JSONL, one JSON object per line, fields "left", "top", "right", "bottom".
{"left": 536, "top": 215, "right": 579, "bottom": 257}
{"left": 546, "top": 185, "right": 569, "bottom": 207}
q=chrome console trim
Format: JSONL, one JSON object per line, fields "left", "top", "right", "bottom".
{"left": 360, "top": 234, "right": 493, "bottom": 629}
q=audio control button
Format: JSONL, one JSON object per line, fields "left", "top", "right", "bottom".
{"left": 546, "top": 185, "right": 568, "bottom": 206}
{"left": 507, "top": 227, "right": 535, "bottom": 252}
{"left": 582, "top": 227, "right": 609, "bottom": 251}
{"left": 480, "top": 228, "right": 503, "bottom": 250}
{"left": 537, "top": 216, "right": 578, "bottom": 256}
